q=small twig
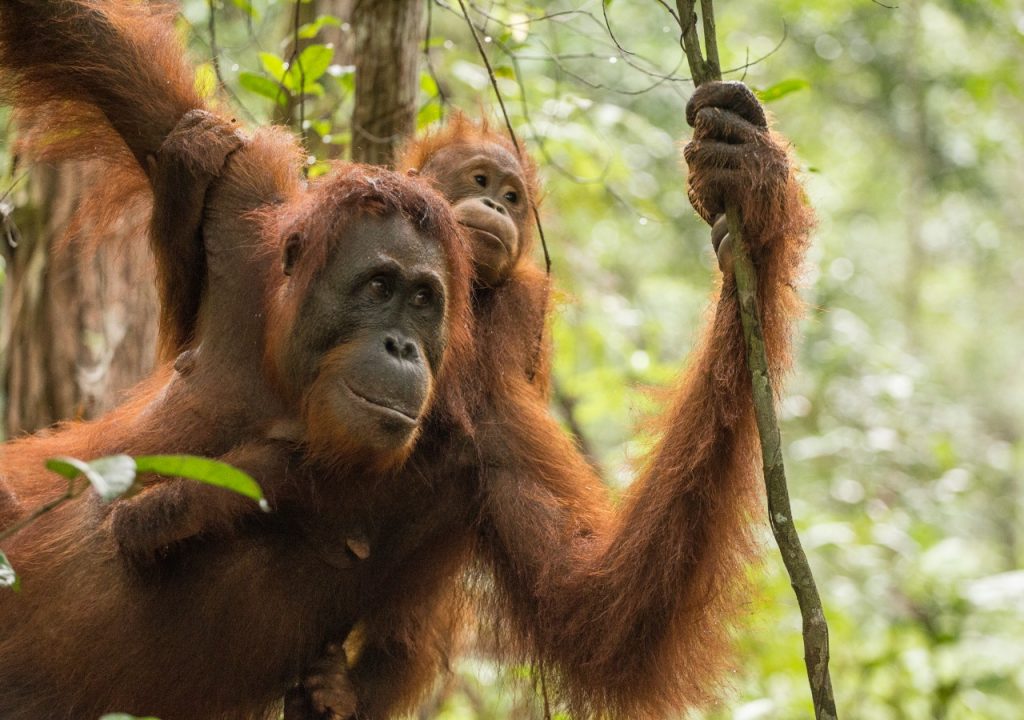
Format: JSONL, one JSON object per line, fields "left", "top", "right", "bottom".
{"left": 424, "top": 0, "right": 448, "bottom": 119}
{"left": 207, "top": 0, "right": 227, "bottom": 90}
{"left": 674, "top": 2, "right": 838, "bottom": 719}
{"left": 292, "top": 0, "right": 306, "bottom": 152}
{"left": 552, "top": 379, "right": 606, "bottom": 480}
{"left": 456, "top": 0, "right": 550, "bottom": 275}
{"left": 0, "top": 479, "right": 84, "bottom": 543}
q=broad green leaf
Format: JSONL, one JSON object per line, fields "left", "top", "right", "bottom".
{"left": 45, "top": 456, "right": 93, "bottom": 480}
{"left": 298, "top": 15, "right": 341, "bottom": 40}
{"left": 333, "top": 69, "right": 355, "bottom": 95}
{"left": 300, "top": 81, "right": 325, "bottom": 98}
{"left": 417, "top": 101, "right": 442, "bottom": 130}
{"left": 756, "top": 78, "right": 810, "bottom": 104}
{"left": 291, "top": 44, "right": 334, "bottom": 85}
{"left": 239, "top": 72, "right": 289, "bottom": 107}
{"left": 258, "top": 52, "right": 287, "bottom": 82}
{"left": 194, "top": 62, "right": 218, "bottom": 99}
{"left": 46, "top": 455, "right": 137, "bottom": 501}
{"left": 88, "top": 456, "right": 138, "bottom": 500}
{"left": 310, "top": 119, "right": 332, "bottom": 137}
{"left": 134, "top": 455, "right": 267, "bottom": 510}
{"left": 0, "top": 551, "right": 19, "bottom": 592}
{"left": 230, "top": 0, "right": 260, "bottom": 21}
{"left": 419, "top": 71, "right": 439, "bottom": 97}
{"left": 308, "top": 160, "right": 332, "bottom": 179}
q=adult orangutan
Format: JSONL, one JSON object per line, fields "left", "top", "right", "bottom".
{"left": 0, "top": 1, "right": 813, "bottom": 719}
{"left": 0, "top": 0, "right": 475, "bottom": 718}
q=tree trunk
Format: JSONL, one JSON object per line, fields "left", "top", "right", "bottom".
{"left": 1, "top": 163, "right": 157, "bottom": 437}
{"left": 350, "top": 0, "right": 425, "bottom": 165}
{"left": 0, "top": 0, "right": 425, "bottom": 437}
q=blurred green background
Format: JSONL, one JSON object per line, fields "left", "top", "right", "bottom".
{"left": 2, "top": 1, "right": 1022, "bottom": 718}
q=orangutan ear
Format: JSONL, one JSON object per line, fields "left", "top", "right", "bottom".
{"left": 282, "top": 232, "right": 303, "bottom": 276}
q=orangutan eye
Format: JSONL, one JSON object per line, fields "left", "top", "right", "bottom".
{"left": 474, "top": 174, "right": 487, "bottom": 187}
{"left": 411, "top": 287, "right": 433, "bottom": 308}
{"left": 504, "top": 190, "right": 518, "bottom": 204}
{"left": 368, "top": 276, "right": 392, "bottom": 301}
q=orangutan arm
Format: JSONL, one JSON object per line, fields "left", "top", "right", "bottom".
{"left": 109, "top": 440, "right": 292, "bottom": 569}
{"left": 473, "top": 81, "right": 812, "bottom": 719}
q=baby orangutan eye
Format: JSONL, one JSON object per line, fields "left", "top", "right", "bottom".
{"left": 410, "top": 287, "right": 433, "bottom": 308}
{"left": 474, "top": 174, "right": 487, "bottom": 187}
{"left": 504, "top": 190, "right": 518, "bottom": 204}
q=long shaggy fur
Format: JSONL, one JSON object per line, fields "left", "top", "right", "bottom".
{"left": 0, "top": 1, "right": 814, "bottom": 717}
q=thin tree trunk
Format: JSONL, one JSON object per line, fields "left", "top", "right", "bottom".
{"left": 1, "top": 162, "right": 157, "bottom": 436}
{"left": 350, "top": 0, "right": 425, "bottom": 165}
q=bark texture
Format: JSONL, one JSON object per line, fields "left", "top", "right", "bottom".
{"left": 1, "top": 163, "right": 157, "bottom": 436}
{"left": 350, "top": 0, "right": 425, "bottom": 165}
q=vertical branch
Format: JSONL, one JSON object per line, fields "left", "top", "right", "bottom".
{"left": 674, "top": 2, "right": 838, "bottom": 719}
{"left": 207, "top": 0, "right": 226, "bottom": 89}
{"left": 697, "top": 0, "right": 719, "bottom": 79}
{"left": 293, "top": 0, "right": 307, "bottom": 151}
{"left": 424, "top": 0, "right": 448, "bottom": 120}
{"left": 455, "top": 0, "right": 551, "bottom": 275}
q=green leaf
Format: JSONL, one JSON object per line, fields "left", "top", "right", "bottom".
{"left": 46, "top": 455, "right": 137, "bottom": 501}
{"left": 301, "top": 81, "right": 325, "bottom": 98}
{"left": 417, "top": 101, "right": 442, "bottom": 130}
{"left": 333, "top": 69, "right": 355, "bottom": 95}
{"left": 239, "top": 72, "right": 289, "bottom": 106}
{"left": 230, "top": 0, "right": 260, "bottom": 21}
{"left": 492, "top": 65, "right": 516, "bottom": 80}
{"left": 0, "top": 551, "right": 19, "bottom": 592}
{"left": 755, "top": 78, "right": 810, "bottom": 104}
{"left": 88, "top": 456, "right": 138, "bottom": 500}
{"left": 258, "top": 52, "right": 287, "bottom": 82}
{"left": 291, "top": 44, "right": 334, "bottom": 85}
{"left": 298, "top": 15, "right": 341, "bottom": 40}
{"left": 308, "top": 160, "right": 332, "bottom": 179}
{"left": 310, "top": 119, "right": 332, "bottom": 137}
{"left": 194, "top": 62, "right": 218, "bottom": 99}
{"left": 134, "top": 455, "right": 267, "bottom": 510}
{"left": 419, "top": 71, "right": 439, "bottom": 97}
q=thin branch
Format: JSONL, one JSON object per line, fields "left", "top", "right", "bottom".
{"left": 177, "top": 14, "right": 258, "bottom": 122}
{"left": 207, "top": 0, "right": 227, "bottom": 90}
{"left": 721, "top": 24, "right": 788, "bottom": 77}
{"left": 455, "top": 0, "right": 550, "bottom": 274}
{"left": 424, "top": 0, "right": 448, "bottom": 120}
{"left": 292, "top": 0, "right": 307, "bottom": 152}
{"left": 0, "top": 479, "right": 83, "bottom": 543}
{"left": 552, "top": 379, "right": 606, "bottom": 481}
{"left": 674, "top": 2, "right": 838, "bottom": 718}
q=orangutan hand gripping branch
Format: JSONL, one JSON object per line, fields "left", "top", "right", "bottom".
{"left": 0, "top": 1, "right": 812, "bottom": 718}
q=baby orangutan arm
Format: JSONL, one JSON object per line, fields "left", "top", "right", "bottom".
{"left": 109, "top": 440, "right": 293, "bottom": 569}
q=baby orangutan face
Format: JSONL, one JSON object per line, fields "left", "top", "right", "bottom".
{"left": 421, "top": 142, "right": 530, "bottom": 287}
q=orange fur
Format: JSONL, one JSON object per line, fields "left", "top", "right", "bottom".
{"left": 0, "top": 2, "right": 813, "bottom": 717}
